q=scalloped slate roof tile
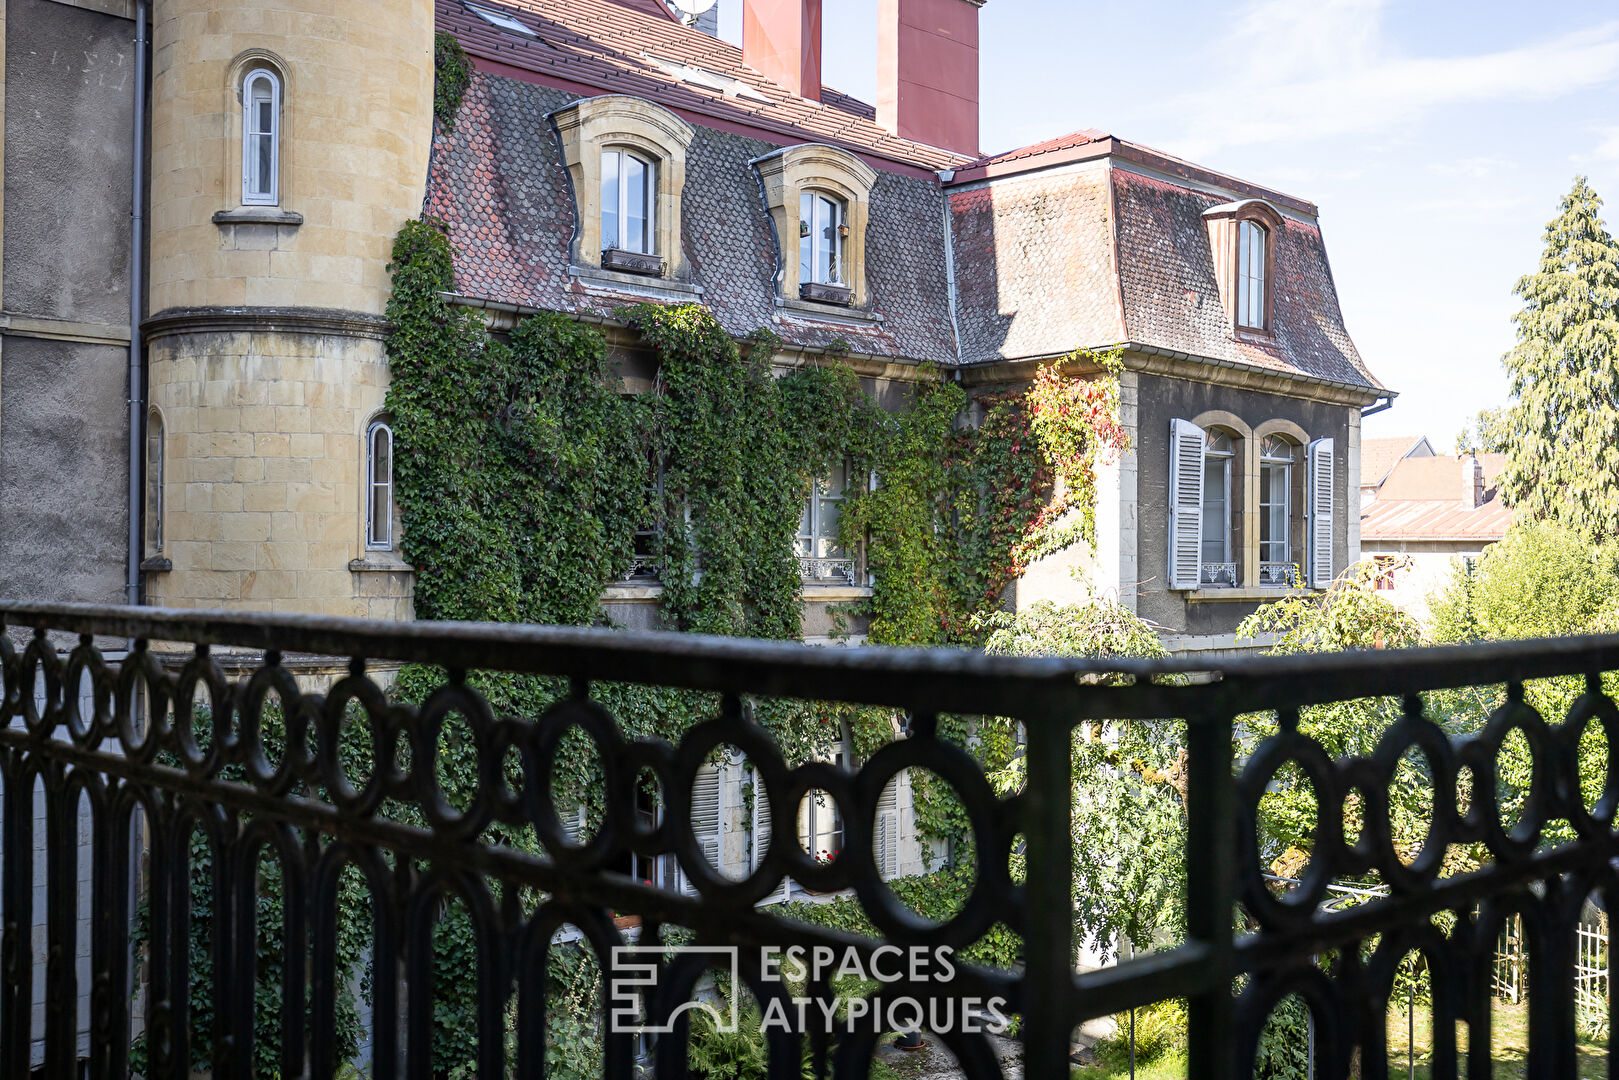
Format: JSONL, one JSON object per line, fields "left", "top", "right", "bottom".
{"left": 425, "top": 72, "right": 960, "bottom": 363}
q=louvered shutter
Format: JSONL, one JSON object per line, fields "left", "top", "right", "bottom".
{"left": 875, "top": 776, "right": 901, "bottom": 878}
{"left": 1168, "top": 420, "right": 1206, "bottom": 589}
{"left": 1308, "top": 438, "right": 1335, "bottom": 588}
{"left": 683, "top": 765, "right": 722, "bottom": 895}
{"left": 562, "top": 805, "right": 586, "bottom": 846}
{"left": 749, "top": 767, "right": 771, "bottom": 871}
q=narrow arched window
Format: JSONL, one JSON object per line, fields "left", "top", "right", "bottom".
{"left": 1200, "top": 429, "right": 1235, "bottom": 586}
{"left": 799, "top": 191, "right": 846, "bottom": 286}
{"left": 145, "top": 410, "right": 164, "bottom": 556}
{"left": 600, "top": 149, "right": 655, "bottom": 255}
{"left": 242, "top": 68, "right": 281, "bottom": 206}
{"left": 1237, "top": 219, "right": 1267, "bottom": 329}
{"left": 366, "top": 421, "right": 393, "bottom": 550}
{"left": 1259, "top": 434, "right": 1294, "bottom": 581}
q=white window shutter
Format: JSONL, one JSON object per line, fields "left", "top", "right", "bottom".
{"left": 1168, "top": 419, "right": 1206, "bottom": 589}
{"left": 684, "top": 765, "right": 722, "bottom": 894}
{"left": 875, "top": 777, "right": 901, "bottom": 878}
{"left": 1308, "top": 438, "right": 1335, "bottom": 588}
{"left": 750, "top": 768, "right": 771, "bottom": 871}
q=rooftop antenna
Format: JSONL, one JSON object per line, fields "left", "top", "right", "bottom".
{"left": 669, "top": 0, "right": 717, "bottom": 27}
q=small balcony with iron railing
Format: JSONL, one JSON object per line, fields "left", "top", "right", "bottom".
{"left": 1, "top": 600, "right": 1615, "bottom": 1078}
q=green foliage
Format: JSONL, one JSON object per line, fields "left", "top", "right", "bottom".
{"left": 1089, "top": 999, "right": 1187, "bottom": 1072}
{"left": 1429, "top": 519, "right": 1619, "bottom": 643}
{"left": 1498, "top": 176, "right": 1619, "bottom": 537}
{"left": 434, "top": 32, "right": 473, "bottom": 132}
{"left": 778, "top": 865, "right": 1021, "bottom": 971}
{"left": 129, "top": 706, "right": 373, "bottom": 1078}
{"left": 1455, "top": 406, "right": 1512, "bottom": 455}
{"left": 977, "top": 601, "right": 1187, "bottom": 960}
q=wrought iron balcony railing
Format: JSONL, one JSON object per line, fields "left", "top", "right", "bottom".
{"left": 1, "top": 599, "right": 1617, "bottom": 1078}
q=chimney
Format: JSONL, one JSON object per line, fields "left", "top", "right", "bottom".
{"left": 1461, "top": 454, "right": 1483, "bottom": 510}
{"left": 743, "top": 0, "right": 823, "bottom": 102}
{"left": 878, "top": 0, "right": 983, "bottom": 156}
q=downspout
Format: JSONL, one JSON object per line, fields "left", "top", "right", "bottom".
{"left": 125, "top": 0, "right": 148, "bottom": 606}
{"left": 937, "top": 170, "right": 962, "bottom": 364}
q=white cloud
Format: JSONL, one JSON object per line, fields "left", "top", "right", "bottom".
{"left": 1160, "top": 1, "right": 1619, "bottom": 156}
{"left": 1586, "top": 125, "right": 1619, "bottom": 162}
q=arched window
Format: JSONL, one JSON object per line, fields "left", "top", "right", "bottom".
{"left": 799, "top": 191, "right": 846, "bottom": 286}
{"left": 1259, "top": 434, "right": 1294, "bottom": 581}
{"left": 242, "top": 68, "right": 282, "bottom": 206}
{"left": 1200, "top": 429, "right": 1236, "bottom": 586}
{"left": 145, "top": 409, "right": 164, "bottom": 556}
{"left": 1237, "top": 218, "right": 1268, "bottom": 329}
{"left": 366, "top": 420, "right": 393, "bottom": 550}
{"left": 601, "top": 148, "right": 655, "bottom": 255}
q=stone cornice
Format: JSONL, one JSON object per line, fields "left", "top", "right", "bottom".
{"left": 142, "top": 306, "right": 389, "bottom": 343}
{"left": 959, "top": 344, "right": 1386, "bottom": 407}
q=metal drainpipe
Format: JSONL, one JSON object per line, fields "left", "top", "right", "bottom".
{"left": 125, "top": 0, "right": 149, "bottom": 606}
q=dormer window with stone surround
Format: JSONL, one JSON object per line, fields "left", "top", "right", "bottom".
{"left": 552, "top": 95, "right": 694, "bottom": 280}
{"left": 1203, "top": 199, "right": 1283, "bottom": 335}
{"left": 754, "top": 144, "right": 876, "bottom": 310}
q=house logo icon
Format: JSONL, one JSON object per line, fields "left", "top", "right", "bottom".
{"left": 609, "top": 945, "right": 741, "bottom": 1034}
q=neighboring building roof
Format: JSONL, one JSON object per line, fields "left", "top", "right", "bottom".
{"left": 1361, "top": 454, "right": 1513, "bottom": 542}
{"left": 1360, "top": 435, "right": 1436, "bottom": 489}
{"left": 436, "top": 0, "right": 969, "bottom": 174}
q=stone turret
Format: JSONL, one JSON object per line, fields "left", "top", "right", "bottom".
{"left": 143, "top": 0, "right": 434, "bottom": 617}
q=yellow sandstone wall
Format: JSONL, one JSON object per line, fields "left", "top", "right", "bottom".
{"left": 144, "top": 0, "right": 432, "bottom": 616}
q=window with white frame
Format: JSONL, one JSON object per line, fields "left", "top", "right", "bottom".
{"left": 797, "top": 462, "right": 854, "bottom": 584}
{"left": 366, "top": 420, "right": 394, "bottom": 550}
{"left": 242, "top": 68, "right": 281, "bottom": 206}
{"left": 1200, "top": 429, "right": 1235, "bottom": 586}
{"left": 799, "top": 750, "right": 847, "bottom": 866}
{"left": 1259, "top": 435, "right": 1294, "bottom": 582}
{"left": 145, "top": 409, "right": 164, "bottom": 556}
{"left": 799, "top": 191, "right": 846, "bottom": 286}
{"left": 1237, "top": 219, "right": 1268, "bottom": 329}
{"left": 601, "top": 149, "right": 655, "bottom": 255}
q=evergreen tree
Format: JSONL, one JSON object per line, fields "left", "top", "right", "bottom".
{"left": 1499, "top": 176, "right": 1619, "bottom": 535}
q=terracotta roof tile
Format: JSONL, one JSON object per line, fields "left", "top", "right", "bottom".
{"left": 1360, "top": 498, "right": 1513, "bottom": 542}
{"left": 438, "top": 0, "right": 968, "bottom": 172}
{"left": 963, "top": 130, "right": 1109, "bottom": 170}
{"left": 1360, "top": 436, "right": 1434, "bottom": 488}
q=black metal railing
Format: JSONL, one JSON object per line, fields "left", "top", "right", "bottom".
{"left": 1, "top": 599, "right": 1616, "bottom": 1079}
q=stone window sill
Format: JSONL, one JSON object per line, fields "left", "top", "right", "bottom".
{"left": 569, "top": 265, "right": 702, "bottom": 300}
{"left": 349, "top": 556, "right": 414, "bottom": 573}
{"left": 213, "top": 207, "right": 305, "bottom": 227}
{"left": 604, "top": 583, "right": 664, "bottom": 600}
{"left": 1183, "top": 586, "right": 1316, "bottom": 602}
{"left": 802, "top": 585, "right": 873, "bottom": 601}
{"left": 140, "top": 555, "right": 172, "bottom": 573}
{"left": 774, "top": 296, "right": 883, "bottom": 326}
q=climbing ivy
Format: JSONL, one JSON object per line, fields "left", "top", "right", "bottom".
{"left": 370, "top": 220, "right": 1131, "bottom": 1074}
{"left": 433, "top": 32, "right": 473, "bottom": 132}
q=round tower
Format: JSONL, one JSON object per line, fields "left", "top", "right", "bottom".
{"left": 143, "top": 0, "right": 434, "bottom": 618}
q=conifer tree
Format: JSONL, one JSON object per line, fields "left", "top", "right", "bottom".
{"left": 1500, "top": 176, "right": 1619, "bottom": 535}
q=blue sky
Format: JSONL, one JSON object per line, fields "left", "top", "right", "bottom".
{"left": 717, "top": 0, "right": 1619, "bottom": 449}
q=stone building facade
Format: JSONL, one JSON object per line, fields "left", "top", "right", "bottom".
{"left": 2, "top": 0, "right": 1389, "bottom": 657}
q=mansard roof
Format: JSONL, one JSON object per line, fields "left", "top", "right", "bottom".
{"left": 430, "top": 0, "right": 1383, "bottom": 394}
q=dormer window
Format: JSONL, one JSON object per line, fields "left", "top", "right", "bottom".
{"left": 1237, "top": 219, "right": 1267, "bottom": 329}
{"left": 552, "top": 95, "right": 694, "bottom": 280}
{"left": 602, "top": 149, "right": 655, "bottom": 256}
{"left": 242, "top": 68, "right": 281, "bottom": 206}
{"left": 753, "top": 144, "right": 876, "bottom": 309}
{"left": 1203, "top": 199, "right": 1283, "bottom": 335}
{"left": 799, "top": 192, "right": 845, "bottom": 286}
